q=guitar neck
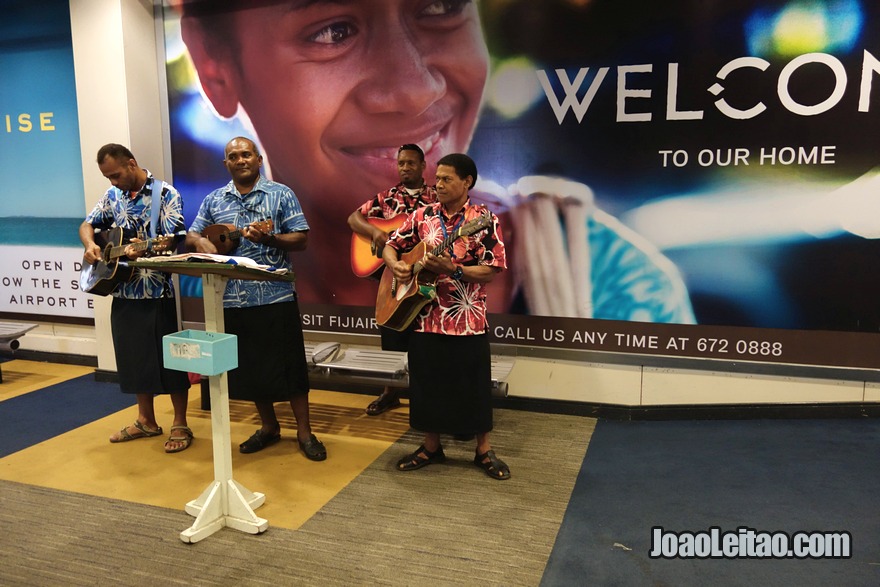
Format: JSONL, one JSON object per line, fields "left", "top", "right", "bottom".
{"left": 413, "top": 221, "right": 477, "bottom": 273}
{"left": 105, "top": 230, "right": 183, "bottom": 260}
{"left": 107, "top": 238, "right": 153, "bottom": 260}
{"left": 431, "top": 232, "right": 460, "bottom": 257}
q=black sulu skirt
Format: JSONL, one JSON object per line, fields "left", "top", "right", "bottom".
{"left": 407, "top": 331, "right": 493, "bottom": 435}
{"left": 379, "top": 324, "right": 412, "bottom": 352}
{"left": 111, "top": 297, "right": 189, "bottom": 395}
{"left": 223, "top": 300, "right": 310, "bottom": 402}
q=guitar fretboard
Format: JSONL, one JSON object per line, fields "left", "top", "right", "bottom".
{"left": 108, "top": 238, "right": 154, "bottom": 260}
{"left": 413, "top": 213, "right": 490, "bottom": 272}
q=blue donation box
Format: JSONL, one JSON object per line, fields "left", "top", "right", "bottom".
{"left": 163, "top": 329, "right": 238, "bottom": 376}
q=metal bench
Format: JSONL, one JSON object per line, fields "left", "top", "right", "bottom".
{"left": 309, "top": 342, "right": 514, "bottom": 397}
{"left": 200, "top": 341, "right": 513, "bottom": 408}
{"left": 0, "top": 322, "right": 38, "bottom": 383}
{"left": 490, "top": 355, "right": 515, "bottom": 396}
{"left": 314, "top": 347, "right": 407, "bottom": 377}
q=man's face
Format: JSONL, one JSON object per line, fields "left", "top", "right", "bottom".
{"left": 435, "top": 163, "right": 470, "bottom": 208}
{"left": 99, "top": 156, "right": 140, "bottom": 192}
{"left": 397, "top": 149, "right": 426, "bottom": 189}
{"left": 211, "top": 0, "right": 488, "bottom": 208}
{"left": 224, "top": 138, "right": 263, "bottom": 186}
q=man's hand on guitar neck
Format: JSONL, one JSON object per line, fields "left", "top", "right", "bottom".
{"left": 387, "top": 250, "right": 456, "bottom": 282}
{"left": 241, "top": 223, "right": 273, "bottom": 246}
{"left": 422, "top": 251, "right": 456, "bottom": 276}
{"left": 123, "top": 237, "right": 147, "bottom": 260}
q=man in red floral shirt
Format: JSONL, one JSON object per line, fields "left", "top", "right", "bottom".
{"left": 348, "top": 144, "right": 438, "bottom": 416}
{"left": 382, "top": 153, "right": 510, "bottom": 480}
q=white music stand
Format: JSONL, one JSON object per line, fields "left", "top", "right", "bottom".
{"left": 131, "top": 260, "right": 295, "bottom": 543}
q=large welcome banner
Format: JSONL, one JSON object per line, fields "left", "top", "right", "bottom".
{"left": 0, "top": 1, "right": 90, "bottom": 319}
{"left": 163, "top": 0, "right": 880, "bottom": 369}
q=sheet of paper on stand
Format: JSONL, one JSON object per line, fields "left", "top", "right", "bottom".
{"left": 136, "top": 253, "right": 287, "bottom": 273}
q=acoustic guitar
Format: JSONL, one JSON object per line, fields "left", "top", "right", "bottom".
{"left": 375, "top": 213, "right": 492, "bottom": 331}
{"left": 79, "top": 228, "right": 182, "bottom": 296}
{"left": 202, "top": 219, "right": 274, "bottom": 255}
{"left": 350, "top": 215, "right": 405, "bottom": 279}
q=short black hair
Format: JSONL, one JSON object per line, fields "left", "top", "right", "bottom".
{"left": 96, "top": 143, "right": 134, "bottom": 165}
{"left": 436, "top": 153, "right": 477, "bottom": 190}
{"left": 398, "top": 144, "right": 425, "bottom": 161}
{"left": 226, "top": 136, "right": 261, "bottom": 157}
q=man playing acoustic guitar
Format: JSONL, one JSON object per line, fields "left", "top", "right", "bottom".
{"left": 383, "top": 153, "right": 510, "bottom": 480}
{"left": 79, "top": 143, "right": 193, "bottom": 453}
{"left": 347, "top": 144, "right": 437, "bottom": 416}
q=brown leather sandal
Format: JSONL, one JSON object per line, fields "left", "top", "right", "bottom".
{"left": 164, "top": 426, "right": 194, "bottom": 453}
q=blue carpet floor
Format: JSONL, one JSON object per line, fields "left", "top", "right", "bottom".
{"left": 0, "top": 374, "right": 133, "bottom": 458}
{"left": 541, "top": 419, "right": 880, "bottom": 586}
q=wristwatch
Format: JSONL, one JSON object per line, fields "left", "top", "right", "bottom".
{"left": 450, "top": 266, "right": 464, "bottom": 281}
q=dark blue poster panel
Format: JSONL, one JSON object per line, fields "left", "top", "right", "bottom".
{"left": 163, "top": 0, "right": 880, "bottom": 368}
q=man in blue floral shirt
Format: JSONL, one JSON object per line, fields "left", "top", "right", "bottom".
{"left": 79, "top": 143, "right": 193, "bottom": 453}
{"left": 186, "top": 137, "right": 326, "bottom": 461}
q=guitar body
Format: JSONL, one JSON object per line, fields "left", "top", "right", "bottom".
{"left": 79, "top": 227, "right": 134, "bottom": 296}
{"left": 80, "top": 228, "right": 182, "bottom": 296}
{"left": 202, "top": 220, "right": 275, "bottom": 255}
{"left": 375, "top": 242, "right": 438, "bottom": 331}
{"left": 374, "top": 212, "right": 492, "bottom": 331}
{"left": 351, "top": 215, "right": 406, "bottom": 279}
{"left": 202, "top": 224, "right": 240, "bottom": 255}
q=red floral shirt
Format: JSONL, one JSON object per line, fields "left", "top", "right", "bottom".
{"left": 386, "top": 201, "right": 507, "bottom": 336}
{"left": 358, "top": 182, "right": 438, "bottom": 219}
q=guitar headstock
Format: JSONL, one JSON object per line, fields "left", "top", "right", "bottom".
{"left": 458, "top": 212, "right": 493, "bottom": 237}
{"left": 146, "top": 232, "right": 184, "bottom": 256}
{"left": 151, "top": 234, "right": 178, "bottom": 253}
{"left": 252, "top": 219, "right": 275, "bottom": 234}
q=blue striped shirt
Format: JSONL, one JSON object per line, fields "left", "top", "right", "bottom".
{"left": 189, "top": 176, "right": 309, "bottom": 308}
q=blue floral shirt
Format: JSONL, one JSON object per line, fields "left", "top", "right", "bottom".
{"left": 189, "top": 176, "right": 309, "bottom": 308}
{"left": 84, "top": 171, "right": 184, "bottom": 299}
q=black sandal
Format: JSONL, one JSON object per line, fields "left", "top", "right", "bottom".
{"left": 298, "top": 433, "right": 327, "bottom": 461}
{"left": 366, "top": 391, "right": 402, "bottom": 416}
{"left": 239, "top": 428, "right": 281, "bottom": 454}
{"left": 474, "top": 449, "right": 511, "bottom": 480}
{"left": 397, "top": 444, "right": 446, "bottom": 471}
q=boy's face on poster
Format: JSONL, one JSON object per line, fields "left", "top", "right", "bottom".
{"left": 194, "top": 0, "right": 488, "bottom": 204}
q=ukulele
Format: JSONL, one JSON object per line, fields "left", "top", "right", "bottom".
{"left": 201, "top": 219, "right": 274, "bottom": 255}
{"left": 79, "top": 228, "right": 183, "bottom": 296}
{"left": 375, "top": 213, "right": 492, "bottom": 331}
{"left": 350, "top": 215, "right": 406, "bottom": 279}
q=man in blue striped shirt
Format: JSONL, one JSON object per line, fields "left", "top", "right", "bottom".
{"left": 186, "top": 137, "right": 326, "bottom": 461}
